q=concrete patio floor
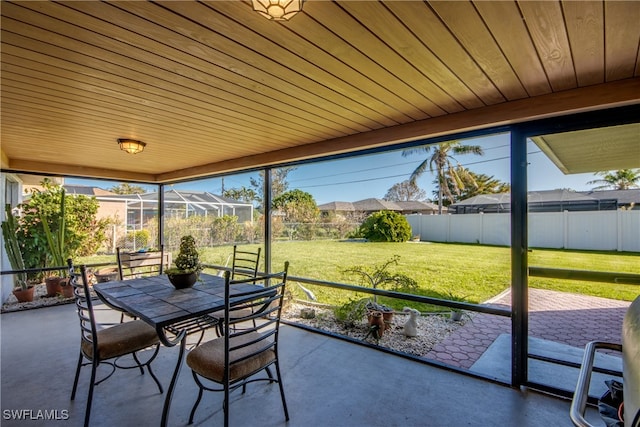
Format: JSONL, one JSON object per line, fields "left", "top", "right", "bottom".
{"left": 0, "top": 302, "right": 604, "bottom": 427}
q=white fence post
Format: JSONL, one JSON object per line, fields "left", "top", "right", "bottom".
{"left": 563, "top": 210, "right": 569, "bottom": 249}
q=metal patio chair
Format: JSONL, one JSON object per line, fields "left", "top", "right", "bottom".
{"left": 186, "top": 262, "right": 290, "bottom": 427}
{"left": 70, "top": 265, "right": 163, "bottom": 427}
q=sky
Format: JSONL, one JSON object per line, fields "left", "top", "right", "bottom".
{"left": 67, "top": 133, "right": 602, "bottom": 205}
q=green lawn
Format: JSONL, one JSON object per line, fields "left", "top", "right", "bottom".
{"left": 203, "top": 241, "right": 639, "bottom": 310}
{"left": 79, "top": 241, "right": 639, "bottom": 311}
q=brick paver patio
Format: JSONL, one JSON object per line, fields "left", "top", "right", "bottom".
{"left": 426, "top": 288, "right": 632, "bottom": 369}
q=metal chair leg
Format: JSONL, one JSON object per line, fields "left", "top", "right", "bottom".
{"left": 84, "top": 359, "right": 99, "bottom": 427}
{"left": 71, "top": 352, "right": 83, "bottom": 400}
{"left": 274, "top": 360, "right": 289, "bottom": 421}
{"left": 188, "top": 373, "right": 205, "bottom": 424}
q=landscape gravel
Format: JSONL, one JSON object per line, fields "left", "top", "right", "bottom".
{"left": 1, "top": 283, "right": 74, "bottom": 313}
{"left": 282, "top": 301, "right": 471, "bottom": 357}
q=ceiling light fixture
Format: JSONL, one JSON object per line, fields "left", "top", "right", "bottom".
{"left": 117, "top": 138, "right": 146, "bottom": 154}
{"left": 252, "top": 0, "right": 303, "bottom": 21}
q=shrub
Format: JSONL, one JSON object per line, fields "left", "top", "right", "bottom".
{"left": 119, "top": 229, "right": 151, "bottom": 250}
{"left": 17, "top": 179, "right": 109, "bottom": 274}
{"left": 358, "top": 210, "right": 411, "bottom": 242}
{"left": 334, "top": 297, "right": 368, "bottom": 327}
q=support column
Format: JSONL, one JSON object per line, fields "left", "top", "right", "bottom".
{"left": 264, "top": 170, "right": 272, "bottom": 274}
{"left": 158, "top": 184, "right": 165, "bottom": 248}
{"left": 510, "top": 129, "right": 528, "bottom": 387}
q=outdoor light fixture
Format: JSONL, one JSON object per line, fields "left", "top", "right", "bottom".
{"left": 117, "top": 138, "right": 146, "bottom": 154}
{"left": 251, "top": 0, "right": 303, "bottom": 21}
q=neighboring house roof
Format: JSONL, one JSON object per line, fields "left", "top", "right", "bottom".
{"left": 450, "top": 189, "right": 640, "bottom": 213}
{"left": 318, "top": 198, "right": 442, "bottom": 214}
{"left": 453, "top": 190, "right": 596, "bottom": 207}
{"left": 451, "top": 193, "right": 511, "bottom": 207}
{"left": 582, "top": 189, "right": 640, "bottom": 206}
{"left": 394, "top": 200, "right": 440, "bottom": 212}
{"left": 64, "top": 185, "right": 116, "bottom": 196}
{"left": 317, "top": 201, "right": 356, "bottom": 212}
{"left": 528, "top": 189, "right": 598, "bottom": 203}
{"left": 352, "top": 198, "right": 402, "bottom": 212}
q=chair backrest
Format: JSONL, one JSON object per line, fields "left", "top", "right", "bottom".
{"left": 231, "top": 245, "right": 261, "bottom": 279}
{"left": 70, "top": 265, "right": 100, "bottom": 360}
{"left": 117, "top": 245, "right": 166, "bottom": 281}
{"left": 223, "top": 262, "right": 289, "bottom": 380}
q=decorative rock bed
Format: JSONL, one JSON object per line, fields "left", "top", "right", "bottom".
{"left": 282, "top": 301, "right": 471, "bottom": 358}
{"left": 1, "top": 283, "right": 74, "bottom": 313}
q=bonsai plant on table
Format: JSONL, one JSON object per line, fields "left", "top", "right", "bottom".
{"left": 2, "top": 204, "right": 32, "bottom": 302}
{"left": 166, "top": 235, "right": 202, "bottom": 289}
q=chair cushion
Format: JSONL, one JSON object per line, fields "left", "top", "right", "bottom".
{"left": 186, "top": 332, "right": 275, "bottom": 383}
{"left": 82, "top": 320, "right": 159, "bottom": 360}
{"left": 211, "top": 307, "right": 254, "bottom": 323}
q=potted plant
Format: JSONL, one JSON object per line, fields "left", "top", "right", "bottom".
{"left": 446, "top": 291, "right": 470, "bottom": 322}
{"left": 343, "top": 255, "right": 417, "bottom": 338}
{"left": 40, "top": 188, "right": 71, "bottom": 298}
{"left": 365, "top": 300, "right": 394, "bottom": 338}
{"left": 166, "top": 235, "right": 202, "bottom": 289}
{"left": 2, "top": 205, "right": 33, "bottom": 302}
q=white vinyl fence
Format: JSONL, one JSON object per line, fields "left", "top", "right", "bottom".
{"left": 406, "top": 210, "right": 640, "bottom": 252}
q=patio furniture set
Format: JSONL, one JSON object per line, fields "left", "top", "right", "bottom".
{"left": 69, "top": 246, "right": 290, "bottom": 427}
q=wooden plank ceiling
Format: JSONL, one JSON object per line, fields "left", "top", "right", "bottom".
{"left": 1, "top": 0, "right": 639, "bottom": 183}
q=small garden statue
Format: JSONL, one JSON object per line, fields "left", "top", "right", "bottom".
{"left": 402, "top": 307, "right": 420, "bottom": 337}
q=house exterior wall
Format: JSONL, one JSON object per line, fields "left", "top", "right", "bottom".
{"left": 407, "top": 210, "right": 640, "bottom": 252}
{"left": 1, "top": 174, "right": 24, "bottom": 304}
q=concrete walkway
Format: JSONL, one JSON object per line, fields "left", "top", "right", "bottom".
{"left": 427, "top": 288, "right": 631, "bottom": 370}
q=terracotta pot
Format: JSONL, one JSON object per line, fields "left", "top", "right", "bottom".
{"left": 45, "top": 276, "right": 63, "bottom": 297}
{"left": 13, "top": 286, "right": 35, "bottom": 303}
{"left": 60, "top": 279, "right": 74, "bottom": 298}
{"left": 382, "top": 311, "right": 394, "bottom": 331}
{"left": 167, "top": 271, "right": 198, "bottom": 289}
{"left": 367, "top": 310, "right": 385, "bottom": 339}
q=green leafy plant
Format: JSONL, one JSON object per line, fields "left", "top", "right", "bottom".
{"left": 16, "top": 179, "right": 108, "bottom": 278}
{"left": 343, "top": 255, "right": 417, "bottom": 303}
{"left": 445, "top": 291, "right": 472, "bottom": 321}
{"left": 166, "top": 235, "right": 202, "bottom": 274}
{"left": 40, "top": 187, "right": 68, "bottom": 270}
{"left": 357, "top": 210, "right": 411, "bottom": 242}
{"left": 445, "top": 291, "right": 470, "bottom": 312}
{"left": 1, "top": 205, "right": 28, "bottom": 290}
{"left": 334, "top": 297, "right": 368, "bottom": 327}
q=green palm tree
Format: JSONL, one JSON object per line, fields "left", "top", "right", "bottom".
{"left": 402, "top": 141, "right": 484, "bottom": 213}
{"left": 587, "top": 169, "right": 640, "bottom": 190}
{"left": 458, "top": 171, "right": 511, "bottom": 200}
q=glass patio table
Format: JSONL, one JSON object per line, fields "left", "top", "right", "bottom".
{"left": 93, "top": 273, "right": 266, "bottom": 427}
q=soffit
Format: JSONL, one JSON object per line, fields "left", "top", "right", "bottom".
{"left": 1, "top": 1, "right": 639, "bottom": 182}
{"left": 531, "top": 123, "right": 640, "bottom": 174}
